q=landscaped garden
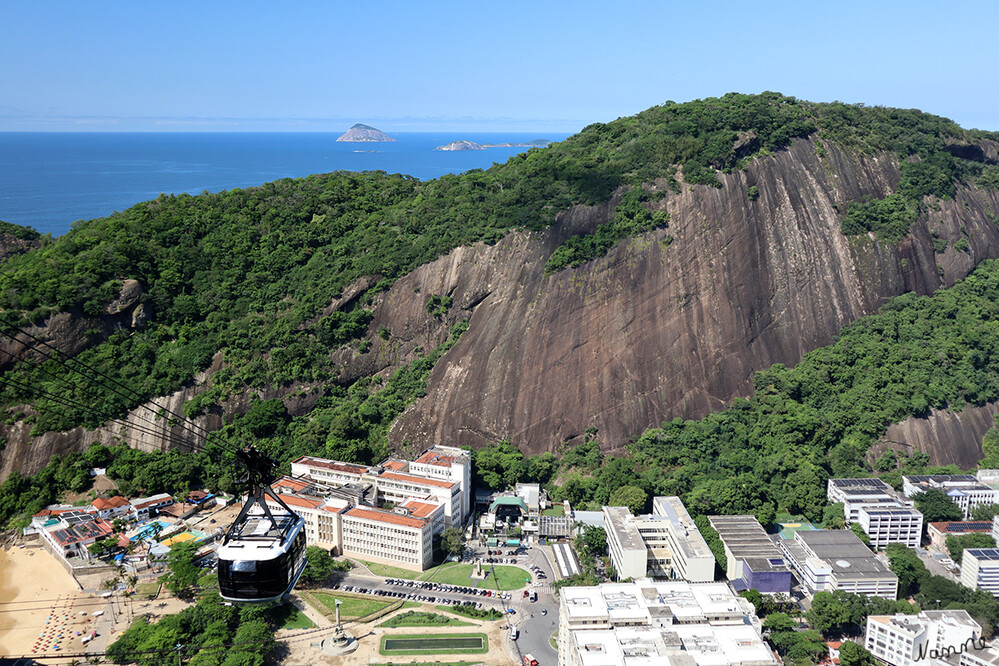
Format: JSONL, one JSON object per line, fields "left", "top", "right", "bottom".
{"left": 378, "top": 611, "right": 472, "bottom": 627}
{"left": 423, "top": 563, "right": 531, "bottom": 590}
{"left": 309, "top": 592, "right": 393, "bottom": 619}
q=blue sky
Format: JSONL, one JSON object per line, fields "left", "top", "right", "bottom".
{"left": 3, "top": 0, "right": 998, "bottom": 133}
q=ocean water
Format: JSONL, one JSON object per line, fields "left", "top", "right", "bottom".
{"left": 0, "top": 132, "right": 569, "bottom": 237}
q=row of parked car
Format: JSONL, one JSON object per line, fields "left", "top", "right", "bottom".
{"left": 332, "top": 583, "right": 487, "bottom": 607}
{"left": 385, "top": 578, "right": 500, "bottom": 597}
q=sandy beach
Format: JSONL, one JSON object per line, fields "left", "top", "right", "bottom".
{"left": 0, "top": 544, "right": 101, "bottom": 657}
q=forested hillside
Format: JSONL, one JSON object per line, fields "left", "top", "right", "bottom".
{"left": 3, "top": 92, "right": 999, "bottom": 500}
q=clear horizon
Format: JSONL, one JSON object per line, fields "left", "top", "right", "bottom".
{"left": 3, "top": 1, "right": 999, "bottom": 133}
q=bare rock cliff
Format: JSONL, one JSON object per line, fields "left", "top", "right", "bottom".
{"left": 378, "top": 137, "right": 999, "bottom": 455}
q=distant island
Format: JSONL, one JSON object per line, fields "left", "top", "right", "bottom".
{"left": 336, "top": 123, "right": 396, "bottom": 142}
{"left": 435, "top": 139, "right": 551, "bottom": 151}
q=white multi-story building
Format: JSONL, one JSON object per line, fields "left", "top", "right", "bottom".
{"left": 340, "top": 498, "right": 444, "bottom": 571}
{"left": 828, "top": 478, "right": 905, "bottom": 521}
{"left": 903, "top": 476, "right": 999, "bottom": 520}
{"left": 828, "top": 478, "right": 923, "bottom": 547}
{"left": 866, "top": 610, "right": 981, "bottom": 666}
{"left": 408, "top": 446, "right": 472, "bottom": 521}
{"left": 603, "top": 498, "right": 714, "bottom": 582}
{"left": 777, "top": 529, "right": 898, "bottom": 598}
{"left": 557, "top": 579, "right": 775, "bottom": 666}
{"left": 859, "top": 506, "right": 924, "bottom": 549}
{"left": 992, "top": 514, "right": 999, "bottom": 544}
{"left": 290, "top": 449, "right": 468, "bottom": 525}
{"left": 268, "top": 478, "right": 350, "bottom": 553}
{"left": 129, "top": 493, "right": 174, "bottom": 520}
{"left": 961, "top": 548, "right": 999, "bottom": 597}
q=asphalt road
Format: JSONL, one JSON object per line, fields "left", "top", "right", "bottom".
{"left": 332, "top": 542, "right": 561, "bottom": 665}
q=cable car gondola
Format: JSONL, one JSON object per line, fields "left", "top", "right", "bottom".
{"left": 217, "top": 447, "right": 307, "bottom": 604}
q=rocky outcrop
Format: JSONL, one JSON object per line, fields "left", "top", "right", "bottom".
{"left": 336, "top": 124, "right": 395, "bottom": 142}
{"left": 435, "top": 140, "right": 485, "bottom": 151}
{"left": 876, "top": 402, "right": 999, "bottom": 468}
{"left": 0, "top": 232, "right": 41, "bottom": 261}
{"left": 375, "top": 137, "right": 999, "bottom": 456}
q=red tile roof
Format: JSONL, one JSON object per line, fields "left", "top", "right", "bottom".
{"left": 344, "top": 507, "right": 426, "bottom": 529}
{"left": 92, "top": 496, "right": 130, "bottom": 511}
{"left": 293, "top": 456, "right": 369, "bottom": 476}
{"left": 378, "top": 471, "right": 456, "bottom": 489}
{"left": 271, "top": 494, "right": 324, "bottom": 511}
{"left": 382, "top": 460, "right": 407, "bottom": 471}
{"left": 414, "top": 450, "right": 458, "bottom": 467}
{"left": 399, "top": 498, "right": 442, "bottom": 518}
{"left": 273, "top": 477, "right": 311, "bottom": 492}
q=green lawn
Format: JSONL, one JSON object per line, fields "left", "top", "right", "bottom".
{"left": 273, "top": 605, "right": 314, "bottom": 630}
{"left": 421, "top": 564, "right": 530, "bottom": 590}
{"left": 309, "top": 592, "right": 392, "bottom": 619}
{"left": 133, "top": 582, "right": 160, "bottom": 600}
{"left": 348, "top": 558, "right": 422, "bottom": 580}
{"left": 438, "top": 604, "right": 503, "bottom": 621}
{"left": 542, "top": 505, "right": 565, "bottom": 517}
{"left": 379, "top": 633, "right": 489, "bottom": 656}
{"left": 378, "top": 611, "right": 473, "bottom": 628}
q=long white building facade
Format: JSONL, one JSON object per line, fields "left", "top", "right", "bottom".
{"left": 557, "top": 579, "right": 775, "bottom": 666}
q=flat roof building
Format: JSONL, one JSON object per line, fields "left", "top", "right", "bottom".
{"left": 903, "top": 476, "right": 999, "bottom": 520}
{"left": 777, "top": 529, "right": 898, "bottom": 598}
{"left": 866, "top": 610, "right": 981, "bottom": 666}
{"left": 828, "top": 478, "right": 922, "bottom": 547}
{"left": 557, "top": 579, "right": 775, "bottom": 666}
{"left": 858, "top": 506, "right": 923, "bottom": 549}
{"left": 961, "top": 548, "right": 999, "bottom": 597}
{"left": 708, "top": 515, "right": 792, "bottom": 594}
{"left": 603, "top": 498, "right": 714, "bottom": 583}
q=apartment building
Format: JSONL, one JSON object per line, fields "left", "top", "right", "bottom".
{"left": 340, "top": 499, "right": 444, "bottom": 571}
{"left": 866, "top": 610, "right": 981, "bottom": 666}
{"left": 290, "top": 446, "right": 468, "bottom": 525}
{"left": 777, "top": 529, "right": 898, "bottom": 598}
{"left": 708, "top": 515, "right": 792, "bottom": 594}
{"left": 267, "top": 479, "right": 350, "bottom": 553}
{"left": 858, "top": 506, "right": 923, "bottom": 549}
{"left": 557, "top": 579, "right": 775, "bottom": 666}
{"left": 603, "top": 497, "right": 714, "bottom": 582}
{"left": 903, "top": 476, "right": 999, "bottom": 520}
{"left": 961, "top": 548, "right": 999, "bottom": 597}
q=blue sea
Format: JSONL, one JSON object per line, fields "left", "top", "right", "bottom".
{"left": 0, "top": 132, "right": 569, "bottom": 237}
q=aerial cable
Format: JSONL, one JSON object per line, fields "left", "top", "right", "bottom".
{"left": 0, "top": 316, "right": 218, "bottom": 443}
{"left": 0, "top": 375, "right": 211, "bottom": 456}
{"left": 0, "top": 312, "right": 215, "bottom": 438}
{"left": 0, "top": 348, "right": 210, "bottom": 455}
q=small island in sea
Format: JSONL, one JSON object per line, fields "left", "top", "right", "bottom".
{"left": 435, "top": 138, "right": 551, "bottom": 151}
{"left": 336, "top": 123, "right": 396, "bottom": 142}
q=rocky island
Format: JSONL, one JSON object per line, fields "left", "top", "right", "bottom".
{"left": 336, "top": 123, "right": 396, "bottom": 142}
{"left": 435, "top": 138, "right": 551, "bottom": 151}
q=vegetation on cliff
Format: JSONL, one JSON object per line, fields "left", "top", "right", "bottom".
{"left": 466, "top": 258, "right": 999, "bottom": 525}
{"left": 2, "top": 94, "right": 999, "bottom": 521}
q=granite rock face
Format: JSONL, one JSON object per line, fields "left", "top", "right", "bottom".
{"left": 377, "top": 137, "right": 999, "bottom": 457}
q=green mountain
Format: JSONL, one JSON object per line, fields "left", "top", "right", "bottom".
{"left": 2, "top": 93, "right": 999, "bottom": 520}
